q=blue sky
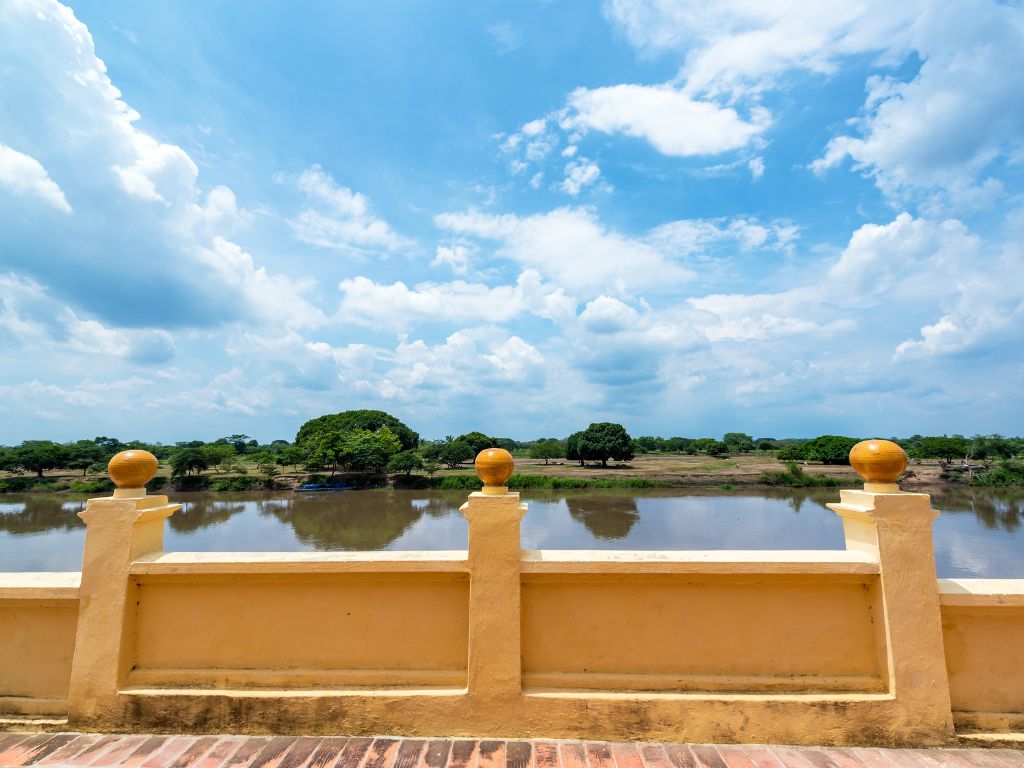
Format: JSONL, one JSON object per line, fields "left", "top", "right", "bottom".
{"left": 1, "top": 0, "right": 1023, "bottom": 443}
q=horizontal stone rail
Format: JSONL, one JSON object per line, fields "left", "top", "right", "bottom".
{"left": 0, "top": 443, "right": 1021, "bottom": 745}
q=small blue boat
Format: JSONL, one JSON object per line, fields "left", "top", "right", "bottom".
{"left": 297, "top": 482, "right": 349, "bottom": 491}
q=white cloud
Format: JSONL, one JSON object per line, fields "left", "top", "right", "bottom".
{"left": 812, "top": 2, "right": 1024, "bottom": 208}
{"left": 432, "top": 244, "right": 473, "bottom": 275}
{"left": 560, "top": 158, "right": 602, "bottom": 195}
{"left": 602, "top": 1, "right": 920, "bottom": 97}
{"left": 338, "top": 270, "right": 574, "bottom": 329}
{"left": 0, "top": 143, "right": 72, "bottom": 212}
{"left": 579, "top": 296, "right": 639, "bottom": 334}
{"left": 647, "top": 216, "right": 798, "bottom": 258}
{"left": 435, "top": 206, "right": 696, "bottom": 293}
{"left": 0, "top": 272, "right": 175, "bottom": 363}
{"left": 564, "top": 84, "right": 770, "bottom": 157}
{"left": 288, "top": 165, "right": 409, "bottom": 255}
{"left": 0, "top": 0, "right": 321, "bottom": 332}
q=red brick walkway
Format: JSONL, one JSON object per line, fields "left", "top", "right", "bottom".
{"left": 0, "top": 734, "right": 1020, "bottom": 768}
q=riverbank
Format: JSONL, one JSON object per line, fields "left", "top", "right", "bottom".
{"left": 0, "top": 454, "right": 1005, "bottom": 493}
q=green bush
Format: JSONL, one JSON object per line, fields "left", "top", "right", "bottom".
{"left": 972, "top": 460, "right": 1024, "bottom": 486}
{"left": 209, "top": 475, "right": 269, "bottom": 492}
{"left": 760, "top": 461, "right": 845, "bottom": 488}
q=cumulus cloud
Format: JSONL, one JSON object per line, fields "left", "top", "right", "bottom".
{"left": 0, "top": 0, "right": 320, "bottom": 329}
{"left": 338, "top": 270, "right": 574, "bottom": 329}
{"left": 286, "top": 165, "right": 409, "bottom": 255}
{"left": 560, "top": 158, "right": 602, "bottom": 195}
{"left": 564, "top": 85, "right": 770, "bottom": 157}
{"left": 0, "top": 143, "right": 72, "bottom": 212}
{"left": 435, "top": 207, "right": 696, "bottom": 293}
{"left": 811, "top": 2, "right": 1024, "bottom": 208}
{"left": 0, "top": 273, "right": 175, "bottom": 363}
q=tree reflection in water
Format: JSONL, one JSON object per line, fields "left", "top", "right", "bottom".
{"left": 565, "top": 495, "right": 640, "bottom": 540}
{"left": 168, "top": 498, "right": 247, "bottom": 533}
{"left": 263, "top": 491, "right": 459, "bottom": 550}
{"left": 0, "top": 496, "right": 84, "bottom": 534}
{"left": 932, "top": 488, "right": 1024, "bottom": 532}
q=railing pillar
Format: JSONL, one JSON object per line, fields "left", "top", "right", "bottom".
{"left": 461, "top": 449, "right": 525, "bottom": 702}
{"left": 67, "top": 451, "right": 178, "bottom": 728}
{"left": 828, "top": 440, "right": 954, "bottom": 743}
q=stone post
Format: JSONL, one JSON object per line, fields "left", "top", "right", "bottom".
{"left": 827, "top": 440, "right": 954, "bottom": 742}
{"left": 67, "top": 450, "right": 179, "bottom": 727}
{"left": 461, "top": 448, "right": 526, "bottom": 702}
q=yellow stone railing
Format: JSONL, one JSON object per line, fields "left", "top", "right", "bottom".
{"left": 1, "top": 442, "right": 1022, "bottom": 743}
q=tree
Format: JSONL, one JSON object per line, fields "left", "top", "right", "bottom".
{"left": 67, "top": 440, "right": 107, "bottom": 476}
{"left": 576, "top": 423, "right": 634, "bottom": 468}
{"left": 296, "top": 410, "right": 419, "bottom": 452}
{"left": 220, "top": 434, "right": 252, "bottom": 455}
{"left": 529, "top": 439, "right": 564, "bottom": 464}
{"left": 457, "top": 431, "right": 494, "bottom": 456}
{"left": 340, "top": 428, "right": 403, "bottom": 473}
{"left": 387, "top": 450, "right": 424, "bottom": 476}
{"left": 5, "top": 441, "right": 69, "bottom": 477}
{"left": 779, "top": 435, "right": 860, "bottom": 465}
{"left": 723, "top": 432, "right": 755, "bottom": 453}
{"left": 907, "top": 436, "right": 970, "bottom": 462}
{"left": 565, "top": 431, "right": 585, "bottom": 466}
{"left": 277, "top": 445, "right": 307, "bottom": 470}
{"left": 170, "top": 448, "right": 209, "bottom": 479}
{"left": 705, "top": 441, "right": 730, "bottom": 457}
{"left": 202, "top": 444, "right": 236, "bottom": 472}
{"left": 438, "top": 439, "right": 474, "bottom": 469}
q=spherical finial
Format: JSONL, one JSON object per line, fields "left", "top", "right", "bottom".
{"left": 108, "top": 450, "right": 158, "bottom": 490}
{"left": 475, "top": 448, "right": 515, "bottom": 494}
{"left": 849, "top": 439, "right": 907, "bottom": 491}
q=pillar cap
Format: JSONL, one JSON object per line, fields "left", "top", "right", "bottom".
{"left": 108, "top": 450, "right": 158, "bottom": 490}
{"left": 849, "top": 439, "right": 906, "bottom": 491}
{"left": 475, "top": 448, "right": 515, "bottom": 494}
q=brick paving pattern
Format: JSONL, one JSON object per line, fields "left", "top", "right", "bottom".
{"left": 0, "top": 735, "right": 1019, "bottom": 768}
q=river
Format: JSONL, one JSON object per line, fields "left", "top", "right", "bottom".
{"left": 1, "top": 487, "right": 1021, "bottom": 577}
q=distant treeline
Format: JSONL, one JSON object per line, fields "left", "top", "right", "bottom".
{"left": 2, "top": 410, "right": 1023, "bottom": 488}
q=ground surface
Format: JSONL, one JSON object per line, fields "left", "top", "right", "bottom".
{"left": 0, "top": 454, "right": 954, "bottom": 490}
{"left": 0, "top": 733, "right": 1020, "bottom": 768}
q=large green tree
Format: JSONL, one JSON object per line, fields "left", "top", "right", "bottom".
{"left": 529, "top": 438, "right": 564, "bottom": 464}
{"left": 296, "top": 410, "right": 419, "bottom": 452}
{"left": 67, "top": 440, "right": 107, "bottom": 476}
{"left": 340, "top": 428, "right": 403, "bottom": 473}
{"left": 565, "top": 431, "right": 585, "bottom": 466}
{"left": 576, "top": 422, "right": 635, "bottom": 468}
{"left": 4, "top": 441, "right": 70, "bottom": 477}
{"left": 438, "top": 439, "right": 474, "bottom": 469}
{"left": 457, "top": 431, "right": 494, "bottom": 456}
{"left": 170, "top": 448, "right": 209, "bottom": 478}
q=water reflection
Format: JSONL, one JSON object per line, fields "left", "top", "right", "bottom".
{"left": 565, "top": 495, "right": 639, "bottom": 540}
{"left": 0, "top": 496, "right": 84, "bottom": 534}
{"left": 169, "top": 498, "right": 246, "bottom": 533}
{"left": 263, "top": 492, "right": 457, "bottom": 550}
{"left": 1, "top": 487, "right": 1023, "bottom": 577}
{"left": 928, "top": 488, "right": 1023, "bottom": 532}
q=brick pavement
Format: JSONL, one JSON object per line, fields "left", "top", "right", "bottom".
{"left": 0, "top": 734, "right": 1020, "bottom": 768}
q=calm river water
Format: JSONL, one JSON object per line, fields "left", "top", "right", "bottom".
{"left": 1, "top": 488, "right": 1022, "bottom": 577}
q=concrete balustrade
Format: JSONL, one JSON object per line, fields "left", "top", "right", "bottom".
{"left": 1, "top": 443, "right": 1022, "bottom": 745}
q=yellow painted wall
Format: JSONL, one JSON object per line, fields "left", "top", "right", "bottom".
{"left": 0, "top": 599, "right": 78, "bottom": 704}
{"left": 942, "top": 605, "right": 1024, "bottom": 715}
{"left": 522, "top": 574, "right": 886, "bottom": 691}
{"left": 130, "top": 573, "right": 470, "bottom": 688}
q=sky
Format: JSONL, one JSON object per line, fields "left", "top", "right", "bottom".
{"left": 1, "top": 0, "right": 1023, "bottom": 444}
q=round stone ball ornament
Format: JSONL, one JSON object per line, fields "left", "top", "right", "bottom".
{"left": 475, "top": 448, "right": 515, "bottom": 494}
{"left": 107, "top": 449, "right": 159, "bottom": 490}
